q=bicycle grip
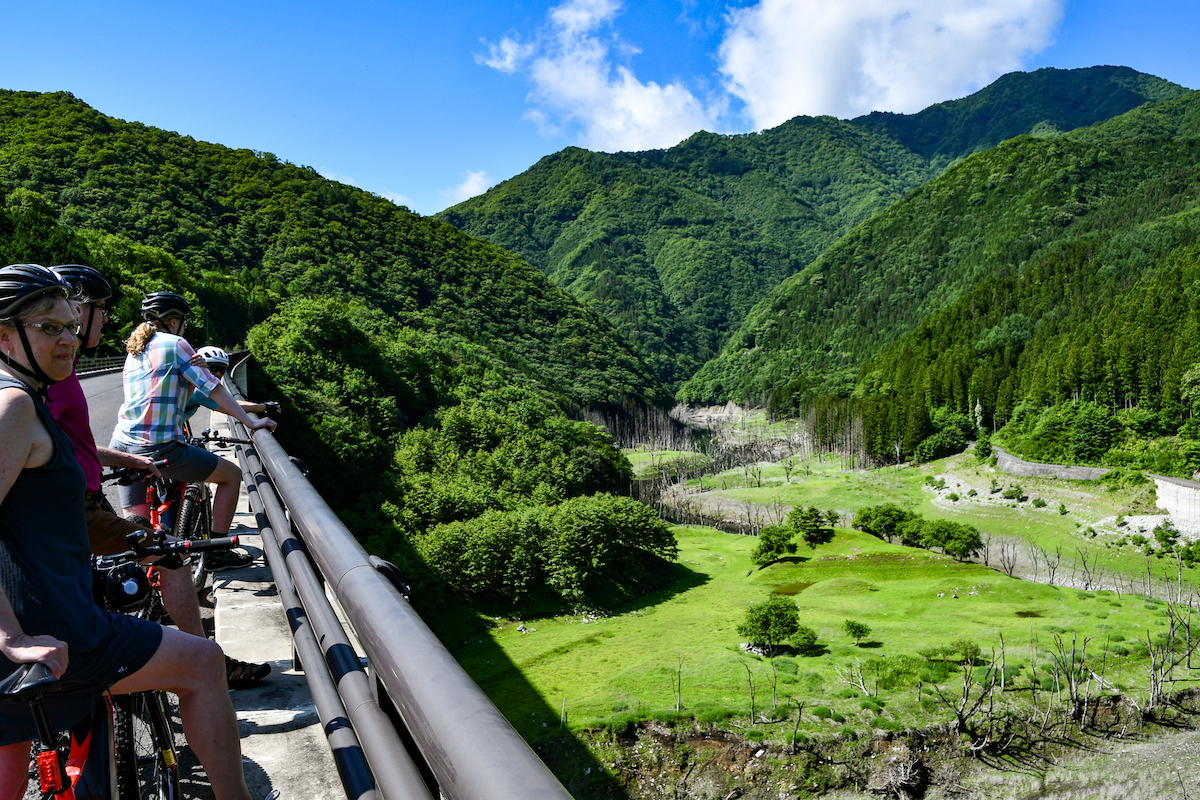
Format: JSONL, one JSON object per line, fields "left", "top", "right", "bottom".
{"left": 183, "top": 536, "right": 239, "bottom": 552}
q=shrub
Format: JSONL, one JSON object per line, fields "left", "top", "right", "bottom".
{"left": 1032, "top": 497, "right": 1047, "bottom": 508}
{"left": 967, "top": 489, "right": 978, "bottom": 497}
{"left": 1058, "top": 502, "right": 1068, "bottom": 515}
{"left": 752, "top": 525, "right": 797, "bottom": 566}
{"left": 843, "top": 620, "right": 871, "bottom": 645}
{"left": 812, "top": 706, "right": 832, "bottom": 719}
{"left": 1001, "top": 483, "right": 1024, "bottom": 500}
{"left": 738, "top": 595, "right": 802, "bottom": 656}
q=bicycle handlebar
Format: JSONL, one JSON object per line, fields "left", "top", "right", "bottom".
{"left": 189, "top": 429, "right": 252, "bottom": 448}
{"left": 94, "top": 535, "right": 239, "bottom": 568}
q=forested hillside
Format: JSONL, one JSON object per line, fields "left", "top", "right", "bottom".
{"left": 685, "top": 89, "right": 1200, "bottom": 473}
{"left": 0, "top": 89, "right": 664, "bottom": 410}
{"left": 0, "top": 90, "right": 680, "bottom": 627}
{"left": 441, "top": 67, "right": 1186, "bottom": 389}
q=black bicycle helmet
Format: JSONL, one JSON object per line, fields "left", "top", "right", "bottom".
{"left": 0, "top": 263, "right": 73, "bottom": 390}
{"left": 140, "top": 291, "right": 191, "bottom": 322}
{"left": 50, "top": 264, "right": 113, "bottom": 304}
{"left": 0, "top": 263, "right": 71, "bottom": 319}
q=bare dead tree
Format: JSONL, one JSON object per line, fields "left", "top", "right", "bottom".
{"left": 929, "top": 657, "right": 999, "bottom": 739}
{"left": 997, "top": 541, "right": 1019, "bottom": 577}
{"left": 834, "top": 658, "right": 871, "bottom": 696}
{"left": 1145, "top": 601, "right": 1200, "bottom": 711}
{"left": 1048, "top": 632, "right": 1090, "bottom": 721}
{"left": 1025, "top": 539, "right": 1041, "bottom": 582}
{"left": 1043, "top": 546, "right": 1062, "bottom": 586}
{"left": 789, "top": 697, "right": 804, "bottom": 755}
{"left": 742, "top": 661, "right": 757, "bottom": 723}
{"left": 767, "top": 497, "right": 786, "bottom": 527}
{"left": 1076, "top": 547, "right": 1100, "bottom": 591}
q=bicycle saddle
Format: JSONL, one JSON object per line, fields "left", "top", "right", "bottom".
{"left": 0, "top": 662, "right": 57, "bottom": 700}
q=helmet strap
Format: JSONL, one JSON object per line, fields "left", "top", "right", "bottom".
{"left": 0, "top": 325, "right": 55, "bottom": 399}
{"left": 80, "top": 304, "right": 100, "bottom": 355}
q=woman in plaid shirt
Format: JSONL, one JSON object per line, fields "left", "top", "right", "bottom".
{"left": 108, "top": 292, "right": 276, "bottom": 541}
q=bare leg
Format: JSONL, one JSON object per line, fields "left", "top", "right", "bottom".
{"left": 111, "top": 628, "right": 250, "bottom": 800}
{"left": 0, "top": 741, "right": 31, "bottom": 800}
{"left": 158, "top": 565, "right": 204, "bottom": 638}
{"left": 206, "top": 457, "right": 243, "bottom": 535}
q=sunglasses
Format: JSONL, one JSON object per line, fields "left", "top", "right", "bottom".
{"left": 23, "top": 320, "right": 82, "bottom": 337}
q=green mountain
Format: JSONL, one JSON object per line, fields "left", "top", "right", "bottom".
{"left": 682, "top": 88, "right": 1200, "bottom": 471}
{"left": 440, "top": 66, "right": 1188, "bottom": 390}
{"left": 0, "top": 89, "right": 664, "bottom": 410}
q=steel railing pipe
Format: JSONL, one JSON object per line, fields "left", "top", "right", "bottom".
{"left": 247, "top": 428, "right": 572, "bottom": 800}
{"left": 237, "top": 455, "right": 380, "bottom": 800}
{"left": 234, "top": 430, "right": 434, "bottom": 800}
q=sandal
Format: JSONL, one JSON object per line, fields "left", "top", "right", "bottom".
{"left": 225, "top": 655, "right": 271, "bottom": 689}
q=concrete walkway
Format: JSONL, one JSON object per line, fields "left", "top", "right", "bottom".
{"left": 207, "top": 421, "right": 344, "bottom": 799}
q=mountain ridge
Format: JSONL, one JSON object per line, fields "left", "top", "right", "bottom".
{"left": 440, "top": 66, "right": 1189, "bottom": 391}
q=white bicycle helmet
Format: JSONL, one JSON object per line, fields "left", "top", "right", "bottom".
{"left": 196, "top": 345, "right": 230, "bottom": 369}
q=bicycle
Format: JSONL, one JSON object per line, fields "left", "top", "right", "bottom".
{"left": 106, "top": 427, "right": 251, "bottom": 594}
{"left": 2, "top": 535, "right": 239, "bottom": 799}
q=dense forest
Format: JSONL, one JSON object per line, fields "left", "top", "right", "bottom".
{"left": 441, "top": 67, "right": 1187, "bottom": 389}
{"left": 0, "top": 100, "right": 676, "bottom": 620}
{"left": 691, "top": 89, "right": 1200, "bottom": 473}
{"left": 0, "top": 88, "right": 664, "bottom": 411}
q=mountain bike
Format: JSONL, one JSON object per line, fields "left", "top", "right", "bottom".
{"left": 108, "top": 427, "right": 251, "bottom": 593}
{"left": 1, "top": 535, "right": 238, "bottom": 799}
{"left": 176, "top": 429, "right": 252, "bottom": 590}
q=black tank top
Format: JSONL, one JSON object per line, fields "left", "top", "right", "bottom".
{"left": 0, "top": 375, "right": 111, "bottom": 656}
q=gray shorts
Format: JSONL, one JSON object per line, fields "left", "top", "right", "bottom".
{"left": 108, "top": 439, "right": 219, "bottom": 508}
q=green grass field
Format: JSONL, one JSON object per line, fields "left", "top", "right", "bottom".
{"left": 462, "top": 510, "right": 1170, "bottom": 743}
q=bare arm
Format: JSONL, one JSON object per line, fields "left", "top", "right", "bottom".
{"left": 208, "top": 384, "right": 276, "bottom": 432}
{"left": 0, "top": 388, "right": 69, "bottom": 676}
{"left": 96, "top": 446, "right": 162, "bottom": 476}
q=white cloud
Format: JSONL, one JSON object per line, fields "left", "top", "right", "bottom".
{"left": 477, "top": 36, "right": 536, "bottom": 74}
{"left": 479, "top": 0, "right": 1064, "bottom": 150}
{"left": 718, "top": 0, "right": 1065, "bottom": 129}
{"left": 441, "top": 169, "right": 494, "bottom": 206}
{"left": 479, "top": 0, "right": 720, "bottom": 152}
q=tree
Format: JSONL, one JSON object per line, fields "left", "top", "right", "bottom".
{"left": 921, "top": 519, "right": 983, "bottom": 561}
{"left": 752, "top": 525, "right": 798, "bottom": 567}
{"left": 788, "top": 506, "right": 832, "bottom": 549}
{"left": 853, "top": 503, "right": 916, "bottom": 543}
{"left": 737, "top": 596, "right": 801, "bottom": 656}
{"left": 844, "top": 620, "right": 871, "bottom": 646}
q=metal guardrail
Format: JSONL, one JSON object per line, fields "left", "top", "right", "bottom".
{"left": 76, "top": 355, "right": 125, "bottom": 375}
{"left": 226, "top": 369, "right": 573, "bottom": 800}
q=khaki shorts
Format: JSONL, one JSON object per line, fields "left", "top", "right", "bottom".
{"left": 85, "top": 491, "right": 153, "bottom": 556}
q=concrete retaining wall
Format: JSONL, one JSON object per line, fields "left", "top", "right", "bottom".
{"left": 993, "top": 447, "right": 1111, "bottom": 481}
{"left": 1150, "top": 474, "right": 1200, "bottom": 538}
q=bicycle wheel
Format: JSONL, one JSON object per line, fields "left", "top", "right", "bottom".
{"left": 176, "top": 484, "right": 213, "bottom": 591}
{"left": 113, "top": 692, "right": 181, "bottom": 800}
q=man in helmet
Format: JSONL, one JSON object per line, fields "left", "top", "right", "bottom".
{"left": 182, "top": 345, "right": 278, "bottom": 572}
{"left": 187, "top": 346, "right": 279, "bottom": 423}
{"left": 46, "top": 267, "right": 271, "bottom": 687}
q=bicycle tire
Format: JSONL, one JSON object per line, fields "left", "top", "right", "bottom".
{"left": 176, "top": 484, "right": 213, "bottom": 591}
{"left": 113, "top": 692, "right": 180, "bottom": 800}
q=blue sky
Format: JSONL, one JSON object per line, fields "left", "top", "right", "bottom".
{"left": 0, "top": 0, "right": 1196, "bottom": 215}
